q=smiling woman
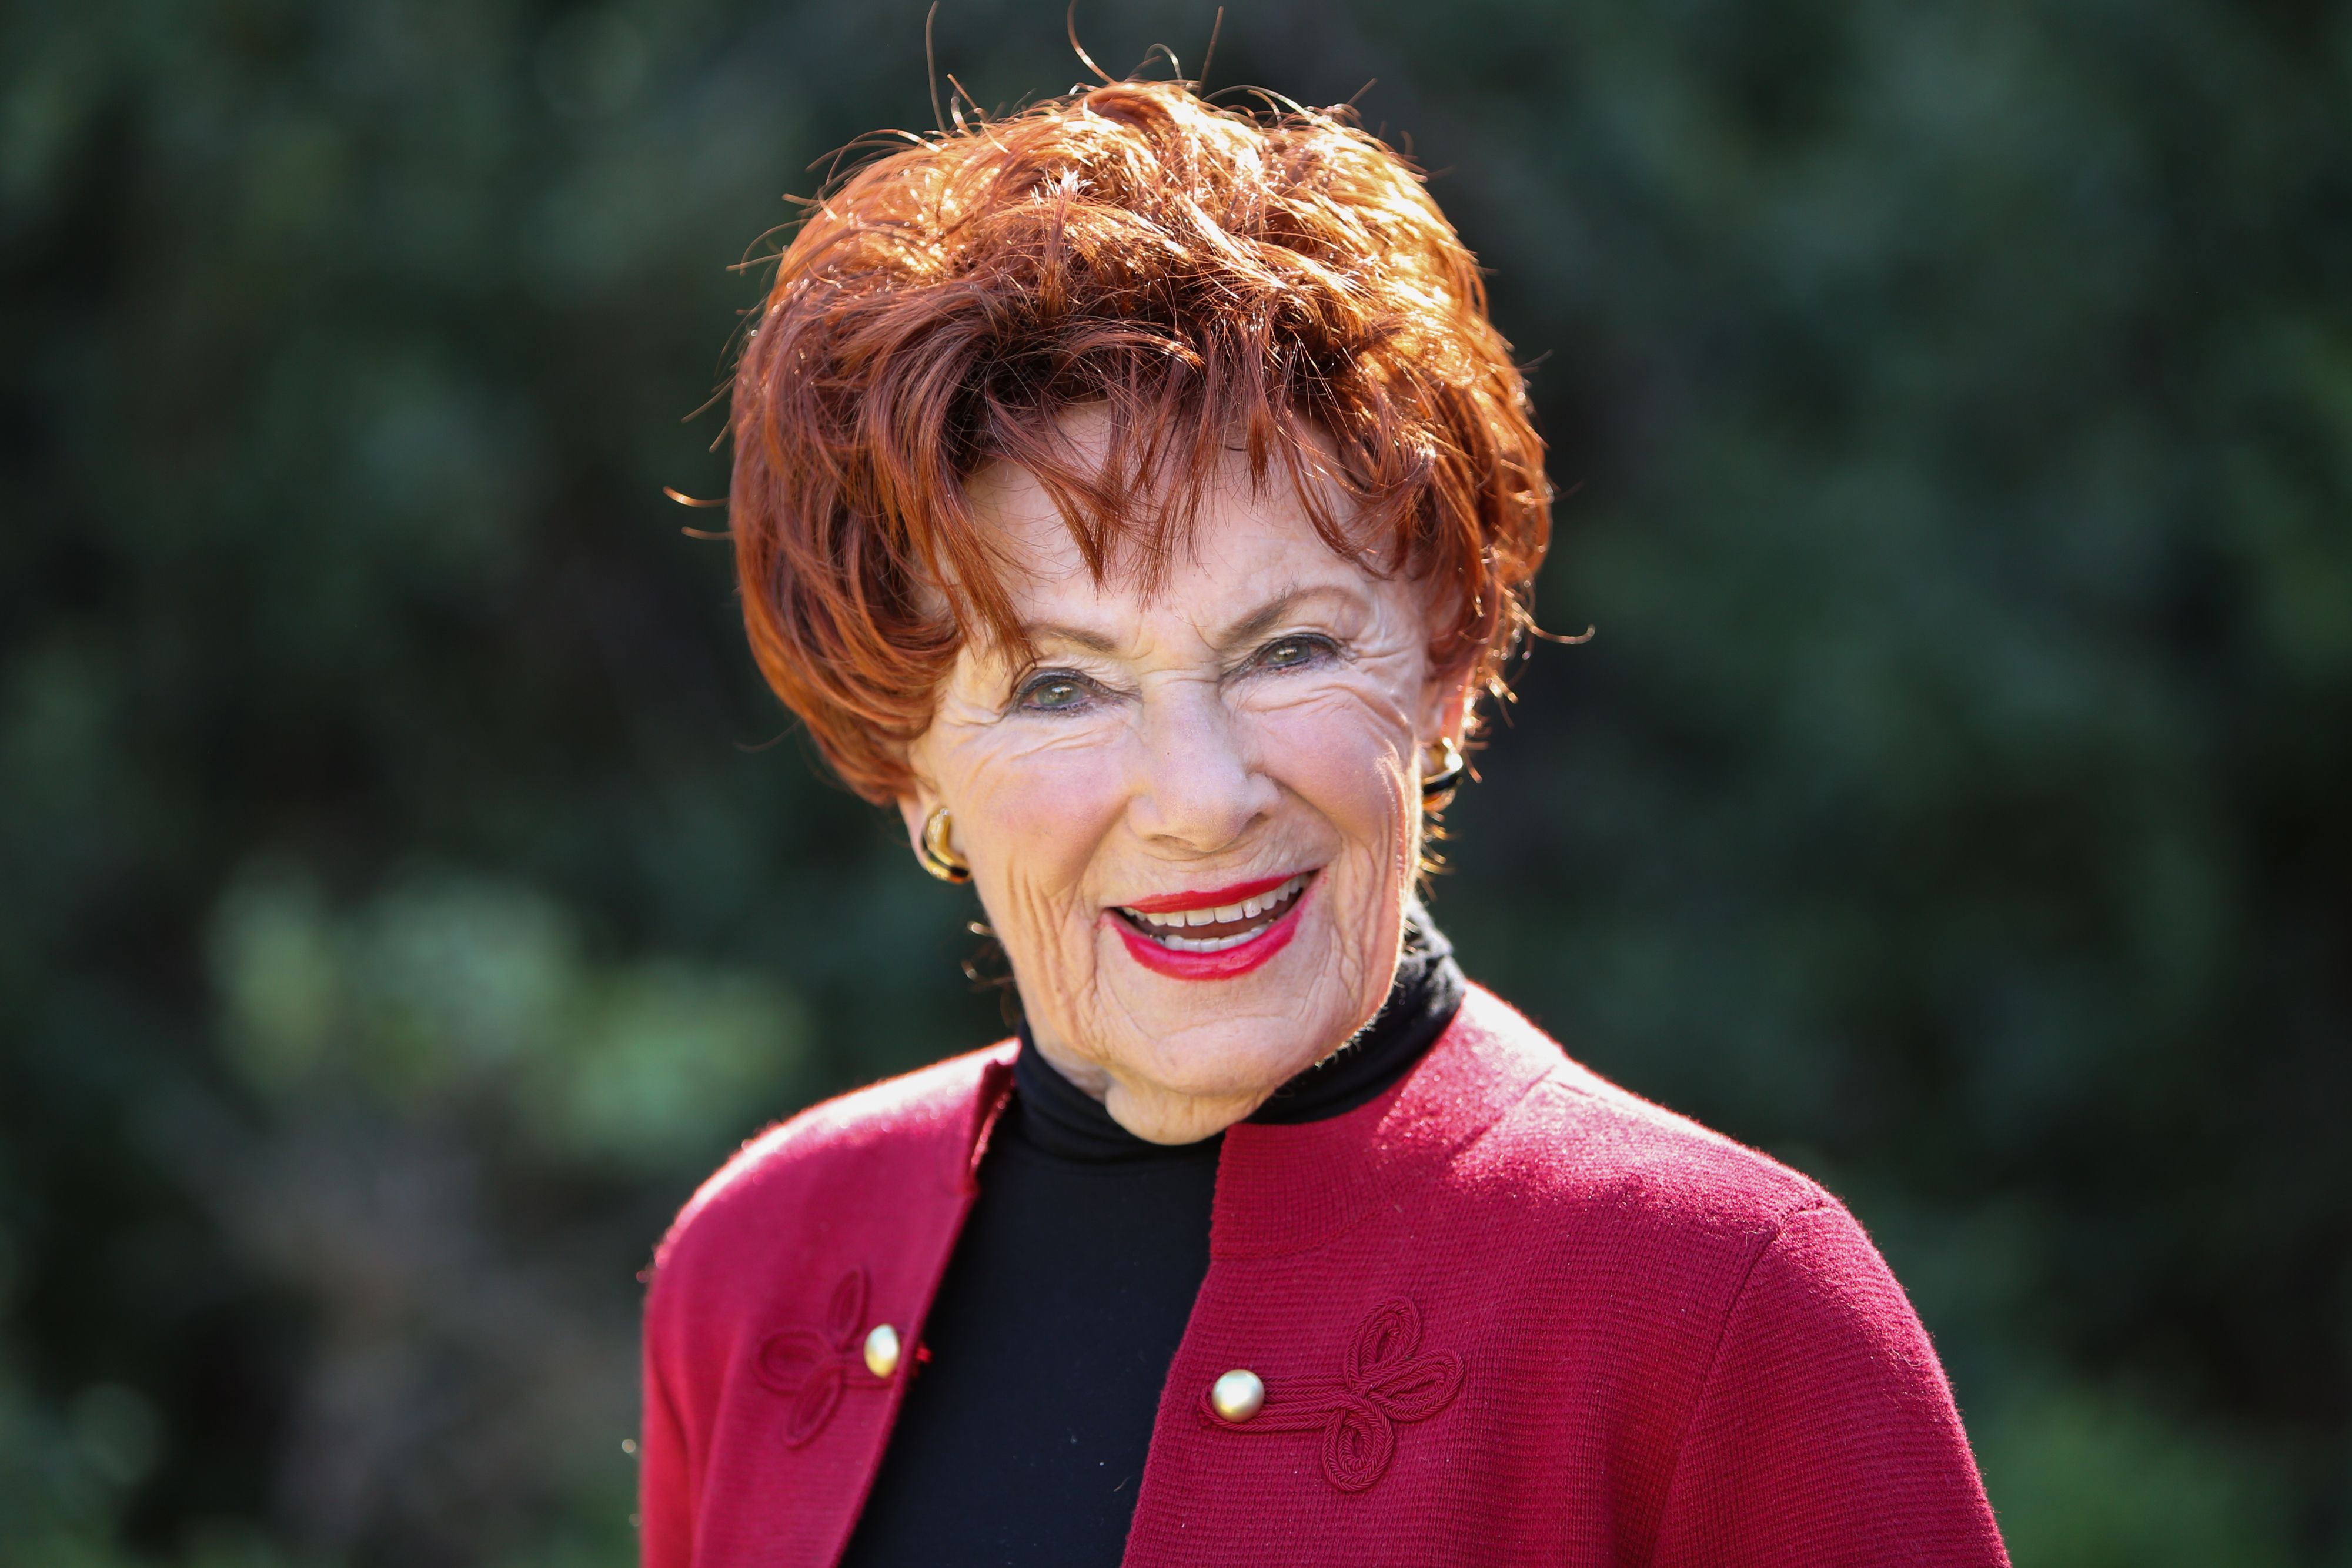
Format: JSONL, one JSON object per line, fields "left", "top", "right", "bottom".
{"left": 902, "top": 410, "right": 1460, "bottom": 1145}
{"left": 641, "top": 78, "right": 2009, "bottom": 1568}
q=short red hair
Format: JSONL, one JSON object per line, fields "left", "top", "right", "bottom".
{"left": 729, "top": 79, "right": 1551, "bottom": 803}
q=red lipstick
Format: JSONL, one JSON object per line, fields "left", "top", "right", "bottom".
{"left": 1108, "top": 873, "right": 1314, "bottom": 982}
{"left": 1120, "top": 872, "right": 1300, "bottom": 916}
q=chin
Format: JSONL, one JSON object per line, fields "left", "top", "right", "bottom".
{"left": 1093, "top": 887, "right": 1392, "bottom": 1101}
{"left": 1130, "top": 1024, "right": 1331, "bottom": 1107}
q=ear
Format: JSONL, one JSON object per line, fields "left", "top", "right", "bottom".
{"left": 1417, "top": 657, "right": 1477, "bottom": 751}
{"left": 894, "top": 786, "right": 937, "bottom": 861}
{"left": 887, "top": 711, "right": 949, "bottom": 854}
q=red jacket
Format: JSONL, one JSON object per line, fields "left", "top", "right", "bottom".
{"left": 642, "top": 984, "right": 2008, "bottom": 1566}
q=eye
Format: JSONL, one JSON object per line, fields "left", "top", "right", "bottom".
{"left": 1015, "top": 672, "right": 1094, "bottom": 713}
{"left": 1251, "top": 634, "right": 1337, "bottom": 672}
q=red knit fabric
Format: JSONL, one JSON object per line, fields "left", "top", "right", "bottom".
{"left": 641, "top": 986, "right": 2008, "bottom": 1567}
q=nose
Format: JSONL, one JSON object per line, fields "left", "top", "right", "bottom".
{"left": 1125, "top": 680, "right": 1278, "bottom": 852}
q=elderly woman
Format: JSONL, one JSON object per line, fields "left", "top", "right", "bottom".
{"left": 641, "top": 81, "right": 2007, "bottom": 1568}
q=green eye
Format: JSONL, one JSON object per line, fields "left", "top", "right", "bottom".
{"left": 1020, "top": 676, "right": 1088, "bottom": 711}
{"left": 1258, "top": 636, "right": 1329, "bottom": 670}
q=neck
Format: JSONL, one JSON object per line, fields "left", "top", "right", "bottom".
{"left": 1013, "top": 907, "right": 1464, "bottom": 1152}
{"left": 1019, "top": 1025, "right": 1275, "bottom": 1145}
{"left": 1102, "top": 1079, "right": 1265, "bottom": 1146}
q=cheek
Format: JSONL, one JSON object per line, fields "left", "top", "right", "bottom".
{"left": 1248, "top": 693, "right": 1416, "bottom": 971}
{"left": 1252, "top": 697, "right": 1414, "bottom": 1016}
{"left": 950, "top": 737, "right": 1128, "bottom": 931}
{"left": 1246, "top": 683, "right": 1416, "bottom": 846}
{"left": 981, "top": 771, "right": 1104, "bottom": 875}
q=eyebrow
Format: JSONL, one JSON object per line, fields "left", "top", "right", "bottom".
{"left": 1221, "top": 586, "right": 1325, "bottom": 649}
{"left": 1013, "top": 584, "right": 1354, "bottom": 661}
{"left": 1017, "top": 623, "right": 1124, "bottom": 655}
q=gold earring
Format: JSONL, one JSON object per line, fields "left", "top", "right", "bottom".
{"left": 917, "top": 805, "right": 971, "bottom": 883}
{"left": 1421, "top": 736, "right": 1465, "bottom": 810}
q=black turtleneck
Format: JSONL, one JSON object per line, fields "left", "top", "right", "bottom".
{"left": 837, "top": 912, "right": 1465, "bottom": 1568}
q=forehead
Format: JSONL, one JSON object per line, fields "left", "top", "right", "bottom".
{"left": 961, "top": 424, "right": 1388, "bottom": 634}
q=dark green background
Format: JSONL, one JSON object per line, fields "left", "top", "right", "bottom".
{"left": 4, "top": 1, "right": 2347, "bottom": 1563}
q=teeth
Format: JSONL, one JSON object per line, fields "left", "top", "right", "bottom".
{"left": 1120, "top": 874, "right": 1308, "bottom": 944}
{"left": 1157, "top": 927, "right": 1260, "bottom": 952}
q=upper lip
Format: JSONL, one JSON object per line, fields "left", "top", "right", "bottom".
{"left": 1115, "top": 871, "right": 1309, "bottom": 915}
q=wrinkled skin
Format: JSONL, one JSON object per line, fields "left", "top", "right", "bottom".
{"left": 898, "top": 414, "right": 1472, "bottom": 1145}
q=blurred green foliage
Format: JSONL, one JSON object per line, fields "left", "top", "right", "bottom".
{"left": 2, "top": 0, "right": 2346, "bottom": 1563}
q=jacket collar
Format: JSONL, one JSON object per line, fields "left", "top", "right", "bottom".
{"left": 951, "top": 985, "right": 1558, "bottom": 1256}
{"left": 1211, "top": 984, "right": 1561, "bottom": 1259}
{"left": 954, "top": 1048, "right": 1020, "bottom": 1195}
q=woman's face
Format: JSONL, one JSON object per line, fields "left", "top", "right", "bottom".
{"left": 900, "top": 416, "right": 1469, "bottom": 1145}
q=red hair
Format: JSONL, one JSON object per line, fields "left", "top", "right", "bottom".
{"left": 729, "top": 79, "right": 1551, "bottom": 803}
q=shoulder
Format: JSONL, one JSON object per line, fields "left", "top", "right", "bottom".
{"left": 1439, "top": 989, "right": 1920, "bottom": 1400}
{"left": 1441, "top": 997, "right": 1999, "bottom": 1550}
{"left": 650, "top": 1040, "right": 1015, "bottom": 1290}
{"left": 1450, "top": 985, "right": 1836, "bottom": 1255}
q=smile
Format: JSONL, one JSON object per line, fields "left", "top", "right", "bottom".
{"left": 1109, "top": 871, "right": 1316, "bottom": 980}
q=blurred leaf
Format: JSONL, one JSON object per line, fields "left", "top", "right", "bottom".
{"left": 1980, "top": 1383, "right": 2295, "bottom": 1568}
{"left": 4, "top": 0, "right": 2348, "bottom": 1561}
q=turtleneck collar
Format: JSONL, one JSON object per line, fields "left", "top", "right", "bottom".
{"left": 1008, "top": 906, "right": 1466, "bottom": 1163}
